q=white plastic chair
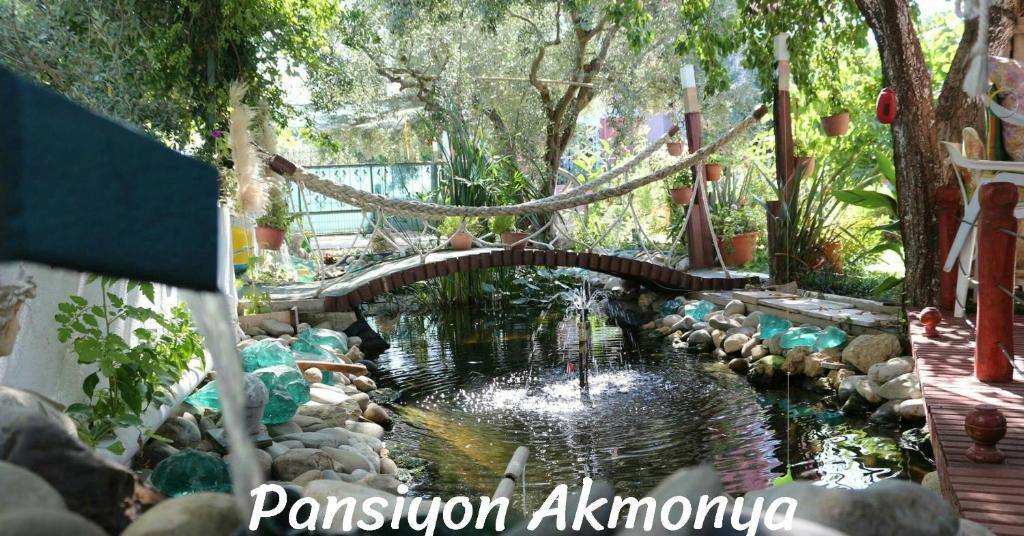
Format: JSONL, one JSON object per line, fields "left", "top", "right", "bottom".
{"left": 942, "top": 141, "right": 1024, "bottom": 317}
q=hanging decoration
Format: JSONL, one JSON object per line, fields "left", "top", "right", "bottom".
{"left": 876, "top": 87, "right": 897, "bottom": 124}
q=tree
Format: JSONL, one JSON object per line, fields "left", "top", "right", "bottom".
{"left": 678, "top": 0, "right": 1016, "bottom": 307}
{"left": 0, "top": 0, "right": 339, "bottom": 156}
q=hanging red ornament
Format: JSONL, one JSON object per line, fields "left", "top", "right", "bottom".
{"left": 876, "top": 87, "right": 897, "bottom": 124}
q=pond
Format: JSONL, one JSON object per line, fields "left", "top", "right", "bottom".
{"left": 366, "top": 289, "right": 932, "bottom": 511}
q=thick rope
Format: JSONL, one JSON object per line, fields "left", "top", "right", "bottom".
{"left": 261, "top": 105, "right": 767, "bottom": 218}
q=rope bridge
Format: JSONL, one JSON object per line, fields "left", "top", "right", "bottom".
{"left": 258, "top": 105, "right": 767, "bottom": 306}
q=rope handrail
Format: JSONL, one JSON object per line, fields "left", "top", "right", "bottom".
{"left": 260, "top": 105, "right": 767, "bottom": 218}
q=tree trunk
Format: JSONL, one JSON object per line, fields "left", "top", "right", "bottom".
{"left": 933, "top": 1, "right": 1016, "bottom": 186}
{"left": 854, "top": 0, "right": 943, "bottom": 308}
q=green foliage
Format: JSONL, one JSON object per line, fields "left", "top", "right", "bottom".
{"left": 255, "top": 188, "right": 299, "bottom": 231}
{"left": 56, "top": 276, "right": 204, "bottom": 452}
{"left": 490, "top": 215, "right": 519, "bottom": 234}
{"left": 711, "top": 205, "right": 760, "bottom": 243}
{"left": 437, "top": 217, "right": 485, "bottom": 237}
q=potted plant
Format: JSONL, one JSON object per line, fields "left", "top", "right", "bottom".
{"left": 819, "top": 85, "right": 850, "bottom": 137}
{"left": 705, "top": 154, "right": 723, "bottom": 182}
{"left": 255, "top": 187, "right": 298, "bottom": 251}
{"left": 668, "top": 172, "right": 694, "bottom": 205}
{"left": 491, "top": 215, "right": 529, "bottom": 250}
{"left": 438, "top": 217, "right": 474, "bottom": 250}
{"left": 711, "top": 206, "right": 760, "bottom": 267}
{"left": 666, "top": 133, "right": 684, "bottom": 156}
{"left": 792, "top": 141, "right": 816, "bottom": 180}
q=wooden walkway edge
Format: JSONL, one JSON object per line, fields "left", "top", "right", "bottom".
{"left": 910, "top": 309, "right": 1024, "bottom": 535}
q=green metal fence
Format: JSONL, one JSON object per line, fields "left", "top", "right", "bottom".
{"left": 289, "top": 162, "right": 439, "bottom": 235}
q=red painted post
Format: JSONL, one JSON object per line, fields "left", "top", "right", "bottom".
{"left": 975, "top": 182, "right": 1017, "bottom": 383}
{"left": 935, "top": 186, "right": 963, "bottom": 311}
{"left": 680, "top": 64, "right": 715, "bottom": 269}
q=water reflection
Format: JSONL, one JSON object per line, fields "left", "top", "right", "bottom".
{"left": 368, "top": 304, "right": 930, "bottom": 507}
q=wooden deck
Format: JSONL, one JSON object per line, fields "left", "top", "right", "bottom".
{"left": 910, "top": 309, "right": 1024, "bottom": 535}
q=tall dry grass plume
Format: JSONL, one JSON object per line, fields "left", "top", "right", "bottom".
{"left": 229, "top": 81, "right": 267, "bottom": 216}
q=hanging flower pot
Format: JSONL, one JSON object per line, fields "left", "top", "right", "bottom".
{"left": 821, "top": 111, "right": 851, "bottom": 137}
{"left": 666, "top": 141, "right": 684, "bottom": 156}
{"left": 255, "top": 226, "right": 286, "bottom": 250}
{"left": 450, "top": 231, "right": 473, "bottom": 250}
{"left": 670, "top": 187, "right": 693, "bottom": 205}
{"left": 795, "top": 156, "right": 816, "bottom": 179}
{"left": 705, "top": 163, "right": 723, "bottom": 182}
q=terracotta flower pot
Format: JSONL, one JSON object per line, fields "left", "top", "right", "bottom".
{"left": 821, "top": 111, "right": 851, "bottom": 137}
{"left": 705, "top": 163, "right": 722, "bottom": 182}
{"left": 670, "top": 187, "right": 693, "bottom": 205}
{"left": 667, "top": 141, "right": 684, "bottom": 156}
{"left": 255, "top": 226, "right": 286, "bottom": 251}
{"left": 795, "top": 156, "right": 816, "bottom": 179}
{"left": 450, "top": 231, "right": 473, "bottom": 250}
{"left": 500, "top": 231, "right": 530, "bottom": 250}
{"left": 716, "top": 231, "right": 759, "bottom": 267}
{"left": 823, "top": 240, "right": 843, "bottom": 272}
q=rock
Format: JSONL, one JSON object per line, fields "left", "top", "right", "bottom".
{"left": 320, "top": 469, "right": 342, "bottom": 480}
{"left": 868, "top": 356, "right": 915, "bottom": 384}
{"left": 318, "top": 427, "right": 383, "bottom": 452}
{"left": 364, "top": 403, "right": 392, "bottom": 426}
{"left": 296, "top": 399, "right": 362, "bottom": 427}
{"left": 746, "top": 479, "right": 959, "bottom": 536}
{"left": 360, "top": 473, "right": 403, "bottom": 494}
{"left": 782, "top": 347, "right": 812, "bottom": 374}
{"left": 687, "top": 329, "right": 712, "bottom": 350}
{"left": 749, "top": 355, "right": 785, "bottom": 387}
{"left": 138, "top": 441, "right": 179, "bottom": 469}
{"left": 727, "top": 358, "right": 749, "bottom": 374}
{"left": 804, "top": 351, "right": 841, "bottom": 378}
{"left": 290, "top": 469, "right": 324, "bottom": 488}
{"left": 709, "top": 317, "right": 740, "bottom": 331}
{"left": 842, "top": 333, "right": 903, "bottom": 373}
{"left": 877, "top": 372, "right": 922, "bottom": 400}
{"left": 711, "top": 329, "right": 726, "bottom": 349}
{"left": 226, "top": 448, "right": 273, "bottom": 476}
{"left": 267, "top": 421, "right": 302, "bottom": 437}
{"left": 278, "top": 440, "right": 305, "bottom": 449}
{"left": 896, "top": 399, "right": 927, "bottom": 420}
{"left": 0, "top": 509, "right": 107, "bottom": 536}
{"left": 855, "top": 377, "right": 884, "bottom": 404}
{"left": 352, "top": 376, "right": 377, "bottom": 392}
{"left": 838, "top": 374, "right": 865, "bottom": 402}
{"left": 637, "top": 291, "right": 658, "bottom": 310}
{"left": 0, "top": 386, "right": 77, "bottom": 436}
{"left": 302, "top": 367, "right": 324, "bottom": 384}
{"left": 0, "top": 410, "right": 139, "bottom": 534}
{"left": 302, "top": 480, "right": 401, "bottom": 529}
{"left": 122, "top": 492, "right": 240, "bottom": 536}
{"left": 298, "top": 322, "right": 311, "bottom": 332}
{"left": 259, "top": 318, "right": 295, "bottom": 337}
{"left": 960, "top": 519, "right": 997, "bottom": 536}
{"left": 615, "top": 465, "right": 723, "bottom": 536}
{"left": 350, "top": 392, "right": 371, "bottom": 412}
{"left": 264, "top": 442, "right": 289, "bottom": 460}
{"left": 723, "top": 299, "right": 746, "bottom": 316}
{"left": 829, "top": 368, "right": 855, "bottom": 390}
{"left": 323, "top": 445, "right": 377, "bottom": 474}
{"left": 742, "top": 311, "right": 762, "bottom": 329}
{"left": 683, "top": 316, "right": 698, "bottom": 330}
{"left": 869, "top": 399, "right": 903, "bottom": 425}
{"left": 346, "top": 421, "right": 385, "bottom": 440}
{"left": 922, "top": 471, "right": 941, "bottom": 495}
{"left": 767, "top": 332, "right": 784, "bottom": 355}
{"left": 722, "top": 333, "right": 749, "bottom": 354}
{"left": 842, "top": 391, "right": 874, "bottom": 415}
{"left": 275, "top": 431, "right": 349, "bottom": 449}
{"left": 740, "top": 336, "right": 760, "bottom": 357}
{"left": 242, "top": 324, "right": 266, "bottom": 337}
{"left": 0, "top": 460, "right": 66, "bottom": 513}
{"left": 725, "top": 326, "right": 756, "bottom": 338}
{"left": 309, "top": 384, "right": 353, "bottom": 405}
{"left": 290, "top": 415, "right": 326, "bottom": 429}
{"left": 271, "top": 448, "right": 334, "bottom": 481}
{"left": 348, "top": 336, "right": 362, "bottom": 347}
{"left": 661, "top": 314, "right": 683, "bottom": 328}
{"left": 712, "top": 348, "right": 728, "bottom": 360}
{"left": 380, "top": 457, "right": 399, "bottom": 475}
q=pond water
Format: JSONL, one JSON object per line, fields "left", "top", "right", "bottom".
{"left": 366, "top": 293, "right": 931, "bottom": 510}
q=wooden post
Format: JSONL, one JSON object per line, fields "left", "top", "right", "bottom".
{"left": 975, "top": 183, "right": 1017, "bottom": 383}
{"left": 936, "top": 186, "right": 963, "bottom": 311}
{"left": 773, "top": 33, "right": 795, "bottom": 192}
{"left": 681, "top": 64, "right": 715, "bottom": 269}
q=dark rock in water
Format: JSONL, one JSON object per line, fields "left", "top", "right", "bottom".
{"left": 0, "top": 409, "right": 141, "bottom": 534}
{"left": 727, "top": 358, "right": 750, "bottom": 374}
{"left": 369, "top": 387, "right": 400, "bottom": 404}
{"left": 901, "top": 427, "right": 934, "bottom": 458}
{"left": 344, "top": 319, "right": 390, "bottom": 357}
{"left": 150, "top": 448, "right": 232, "bottom": 497}
{"left": 357, "top": 359, "right": 378, "bottom": 373}
{"left": 869, "top": 399, "right": 901, "bottom": 426}
{"left": 841, "top": 391, "right": 873, "bottom": 416}
{"left": 0, "top": 508, "right": 107, "bottom": 536}
{"left": 598, "top": 298, "right": 652, "bottom": 328}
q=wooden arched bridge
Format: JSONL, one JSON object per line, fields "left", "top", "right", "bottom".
{"left": 318, "top": 247, "right": 763, "bottom": 311}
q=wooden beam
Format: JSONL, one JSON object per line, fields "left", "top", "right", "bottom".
{"left": 680, "top": 64, "right": 716, "bottom": 269}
